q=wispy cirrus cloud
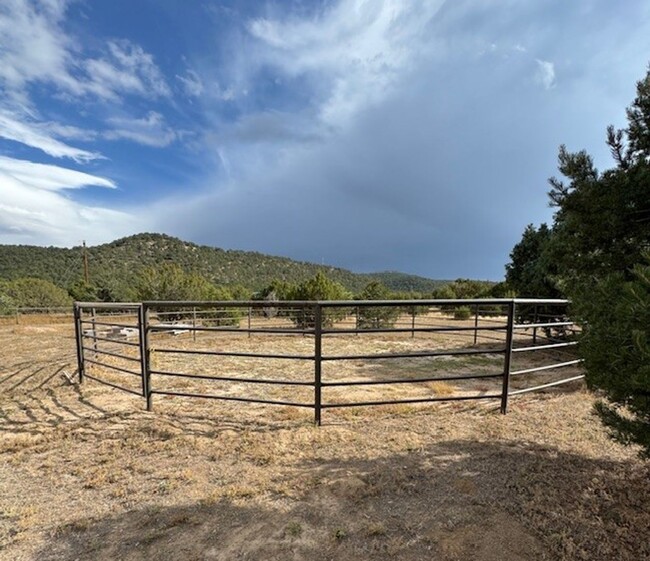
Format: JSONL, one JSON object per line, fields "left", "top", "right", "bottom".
{"left": 535, "top": 59, "right": 556, "bottom": 90}
{"left": 0, "top": 1, "right": 170, "bottom": 103}
{"left": 104, "top": 111, "right": 177, "bottom": 147}
{"left": 176, "top": 69, "right": 204, "bottom": 97}
{"left": 82, "top": 40, "right": 171, "bottom": 101}
{"left": 0, "top": 156, "right": 115, "bottom": 191}
{"left": 0, "top": 110, "right": 100, "bottom": 162}
{"left": 247, "top": 0, "right": 445, "bottom": 126}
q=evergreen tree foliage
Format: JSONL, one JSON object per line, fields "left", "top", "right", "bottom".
{"left": 357, "top": 281, "right": 400, "bottom": 329}
{"left": 506, "top": 65, "right": 650, "bottom": 455}
{"left": 505, "top": 224, "right": 561, "bottom": 298}
{"left": 578, "top": 260, "right": 650, "bottom": 457}
{"left": 0, "top": 233, "right": 445, "bottom": 296}
{"left": 134, "top": 263, "right": 241, "bottom": 324}
{"left": 1, "top": 278, "right": 72, "bottom": 309}
{"left": 286, "top": 272, "right": 351, "bottom": 328}
{"left": 0, "top": 281, "right": 16, "bottom": 315}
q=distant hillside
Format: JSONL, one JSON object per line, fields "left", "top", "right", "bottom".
{"left": 0, "top": 233, "right": 447, "bottom": 298}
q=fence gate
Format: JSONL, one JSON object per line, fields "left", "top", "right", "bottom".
{"left": 74, "top": 303, "right": 146, "bottom": 397}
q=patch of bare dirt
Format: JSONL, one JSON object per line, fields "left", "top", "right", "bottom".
{"left": 0, "top": 318, "right": 648, "bottom": 561}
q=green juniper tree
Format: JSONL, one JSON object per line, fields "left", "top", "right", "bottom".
{"left": 508, "top": 65, "right": 650, "bottom": 456}
{"left": 356, "top": 281, "right": 400, "bottom": 329}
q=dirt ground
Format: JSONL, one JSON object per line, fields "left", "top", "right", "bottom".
{"left": 0, "top": 316, "right": 648, "bottom": 561}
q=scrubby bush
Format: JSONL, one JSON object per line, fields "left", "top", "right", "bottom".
{"left": 453, "top": 306, "right": 472, "bottom": 320}
{"left": 2, "top": 277, "right": 72, "bottom": 310}
{"left": 134, "top": 263, "right": 241, "bottom": 324}
{"left": 0, "top": 292, "right": 16, "bottom": 316}
{"left": 356, "top": 281, "right": 400, "bottom": 329}
{"left": 286, "top": 272, "right": 351, "bottom": 328}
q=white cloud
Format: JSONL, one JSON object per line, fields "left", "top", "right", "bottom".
{"left": 535, "top": 58, "right": 556, "bottom": 90}
{"left": 177, "top": 69, "right": 204, "bottom": 97}
{"left": 0, "top": 0, "right": 73, "bottom": 104}
{"left": 0, "top": 1, "right": 168, "bottom": 246}
{"left": 0, "top": 110, "right": 100, "bottom": 161}
{"left": 247, "top": 0, "right": 445, "bottom": 126}
{"left": 0, "top": 1, "right": 169, "bottom": 103}
{"left": 104, "top": 111, "right": 177, "bottom": 147}
{"left": 82, "top": 40, "right": 171, "bottom": 101}
{"left": 0, "top": 155, "right": 115, "bottom": 191}
{"left": 0, "top": 155, "right": 136, "bottom": 246}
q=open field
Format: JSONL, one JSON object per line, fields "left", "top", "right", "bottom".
{"left": 1, "top": 316, "right": 649, "bottom": 561}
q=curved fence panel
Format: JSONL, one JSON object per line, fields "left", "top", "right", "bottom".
{"left": 74, "top": 298, "right": 584, "bottom": 424}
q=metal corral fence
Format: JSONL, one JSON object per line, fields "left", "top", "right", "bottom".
{"left": 0, "top": 306, "right": 73, "bottom": 323}
{"left": 73, "top": 299, "right": 584, "bottom": 424}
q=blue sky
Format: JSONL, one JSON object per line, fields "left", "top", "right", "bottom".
{"left": 0, "top": 0, "right": 649, "bottom": 280}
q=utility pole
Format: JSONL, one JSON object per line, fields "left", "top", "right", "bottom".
{"left": 82, "top": 241, "right": 89, "bottom": 283}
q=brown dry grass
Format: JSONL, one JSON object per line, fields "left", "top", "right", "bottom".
{"left": 0, "top": 315, "right": 648, "bottom": 561}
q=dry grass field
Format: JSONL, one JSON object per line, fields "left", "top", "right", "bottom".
{"left": 1, "top": 313, "right": 648, "bottom": 561}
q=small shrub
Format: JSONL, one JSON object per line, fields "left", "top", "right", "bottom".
{"left": 357, "top": 281, "right": 399, "bottom": 329}
{"left": 453, "top": 306, "right": 472, "bottom": 320}
{"left": 284, "top": 521, "right": 302, "bottom": 537}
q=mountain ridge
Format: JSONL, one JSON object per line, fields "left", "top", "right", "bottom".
{"left": 0, "top": 232, "right": 449, "bottom": 296}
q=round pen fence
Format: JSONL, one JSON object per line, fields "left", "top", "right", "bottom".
{"left": 73, "top": 298, "right": 584, "bottom": 424}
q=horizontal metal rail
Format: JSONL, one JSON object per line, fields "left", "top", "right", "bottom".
{"left": 322, "top": 393, "right": 503, "bottom": 408}
{"left": 514, "top": 321, "right": 574, "bottom": 329}
{"left": 76, "top": 302, "right": 141, "bottom": 309}
{"left": 84, "top": 373, "right": 142, "bottom": 396}
{"left": 150, "top": 369, "right": 314, "bottom": 386}
{"left": 152, "top": 347, "right": 314, "bottom": 360}
{"left": 322, "top": 371, "right": 503, "bottom": 387}
{"left": 322, "top": 324, "right": 507, "bottom": 335}
{"left": 82, "top": 333, "right": 141, "bottom": 347}
{"left": 322, "top": 347, "right": 505, "bottom": 361}
{"left": 84, "top": 357, "right": 142, "bottom": 377}
{"left": 150, "top": 389, "right": 313, "bottom": 407}
{"left": 512, "top": 341, "right": 578, "bottom": 353}
{"left": 82, "top": 346, "right": 141, "bottom": 363}
{"left": 508, "top": 375, "right": 585, "bottom": 396}
{"left": 510, "top": 359, "right": 583, "bottom": 377}
{"left": 81, "top": 319, "right": 139, "bottom": 329}
{"left": 140, "top": 298, "right": 568, "bottom": 308}
{"left": 148, "top": 324, "right": 312, "bottom": 335}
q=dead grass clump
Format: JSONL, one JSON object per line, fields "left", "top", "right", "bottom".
{"left": 426, "top": 381, "right": 454, "bottom": 396}
{"left": 0, "top": 433, "right": 47, "bottom": 453}
{"left": 364, "top": 521, "right": 388, "bottom": 537}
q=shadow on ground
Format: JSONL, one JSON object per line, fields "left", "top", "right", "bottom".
{"left": 35, "top": 439, "right": 649, "bottom": 561}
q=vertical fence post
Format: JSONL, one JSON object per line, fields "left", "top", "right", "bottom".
{"left": 500, "top": 300, "right": 516, "bottom": 414}
{"left": 314, "top": 303, "right": 322, "bottom": 426}
{"left": 91, "top": 306, "right": 98, "bottom": 360}
{"left": 532, "top": 304, "right": 538, "bottom": 345}
{"left": 473, "top": 304, "right": 479, "bottom": 346}
{"left": 411, "top": 307, "right": 416, "bottom": 338}
{"left": 137, "top": 304, "right": 148, "bottom": 399}
{"left": 248, "top": 306, "right": 252, "bottom": 338}
{"left": 73, "top": 304, "right": 85, "bottom": 384}
{"left": 142, "top": 303, "right": 153, "bottom": 411}
{"left": 355, "top": 306, "right": 360, "bottom": 335}
{"left": 192, "top": 306, "right": 197, "bottom": 343}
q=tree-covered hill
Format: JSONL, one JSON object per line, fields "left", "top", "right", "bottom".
{"left": 0, "top": 233, "right": 447, "bottom": 299}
